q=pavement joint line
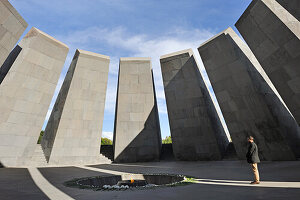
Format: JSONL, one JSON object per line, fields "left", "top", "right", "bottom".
{"left": 27, "top": 167, "right": 74, "bottom": 200}
{"left": 75, "top": 165, "right": 125, "bottom": 175}
{"left": 195, "top": 179, "right": 300, "bottom": 188}
{"left": 110, "top": 163, "right": 172, "bottom": 168}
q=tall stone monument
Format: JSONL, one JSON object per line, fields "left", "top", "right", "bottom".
{"left": 0, "top": 0, "right": 27, "bottom": 67}
{"left": 198, "top": 27, "right": 300, "bottom": 161}
{"left": 113, "top": 58, "right": 161, "bottom": 163}
{"left": 236, "top": 0, "right": 300, "bottom": 125}
{"left": 41, "top": 50, "right": 110, "bottom": 165}
{"left": 0, "top": 27, "right": 68, "bottom": 167}
{"left": 160, "top": 49, "right": 229, "bottom": 160}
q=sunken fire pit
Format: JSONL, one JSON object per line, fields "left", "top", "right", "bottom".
{"left": 117, "top": 179, "right": 148, "bottom": 187}
{"left": 64, "top": 173, "right": 196, "bottom": 191}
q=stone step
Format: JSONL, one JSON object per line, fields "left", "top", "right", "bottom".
{"left": 28, "top": 145, "right": 112, "bottom": 166}
{"left": 100, "top": 145, "right": 114, "bottom": 161}
{"left": 29, "top": 144, "right": 48, "bottom": 166}
{"left": 97, "top": 155, "right": 112, "bottom": 164}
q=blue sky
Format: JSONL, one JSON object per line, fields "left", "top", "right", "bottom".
{"left": 10, "top": 0, "right": 252, "bottom": 140}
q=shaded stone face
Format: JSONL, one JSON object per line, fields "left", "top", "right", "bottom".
{"left": 41, "top": 50, "right": 110, "bottom": 165}
{"left": 198, "top": 27, "right": 299, "bottom": 161}
{"left": 275, "top": 0, "right": 300, "bottom": 21}
{"left": 0, "top": 27, "right": 69, "bottom": 167}
{"left": 0, "top": 0, "right": 27, "bottom": 68}
{"left": 0, "top": 45, "right": 22, "bottom": 84}
{"left": 113, "top": 58, "right": 161, "bottom": 163}
{"left": 236, "top": 0, "right": 300, "bottom": 125}
{"left": 160, "top": 49, "right": 229, "bottom": 161}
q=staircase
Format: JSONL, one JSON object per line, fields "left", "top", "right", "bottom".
{"left": 30, "top": 144, "right": 48, "bottom": 167}
{"left": 97, "top": 154, "right": 112, "bottom": 164}
{"left": 100, "top": 145, "right": 114, "bottom": 161}
{"left": 28, "top": 144, "right": 112, "bottom": 166}
{"left": 160, "top": 144, "right": 175, "bottom": 161}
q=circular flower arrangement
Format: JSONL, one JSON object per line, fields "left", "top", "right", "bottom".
{"left": 64, "top": 173, "right": 197, "bottom": 191}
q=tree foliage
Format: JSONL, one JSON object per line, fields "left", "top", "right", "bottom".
{"left": 162, "top": 136, "right": 172, "bottom": 144}
{"left": 37, "top": 131, "right": 44, "bottom": 144}
{"left": 101, "top": 137, "right": 112, "bottom": 145}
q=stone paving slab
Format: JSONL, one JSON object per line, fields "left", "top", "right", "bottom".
{"left": 0, "top": 168, "right": 49, "bottom": 200}
{"left": 38, "top": 166, "right": 115, "bottom": 199}
{"left": 1, "top": 161, "right": 300, "bottom": 200}
{"left": 91, "top": 161, "right": 300, "bottom": 182}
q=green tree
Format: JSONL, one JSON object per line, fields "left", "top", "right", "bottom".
{"left": 101, "top": 137, "right": 112, "bottom": 145}
{"left": 162, "top": 136, "right": 172, "bottom": 144}
{"left": 37, "top": 130, "right": 44, "bottom": 144}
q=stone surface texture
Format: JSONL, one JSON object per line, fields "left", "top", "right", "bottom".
{"left": 275, "top": 0, "right": 300, "bottom": 21}
{"left": 0, "top": 45, "right": 22, "bottom": 84}
{"left": 0, "top": 27, "right": 68, "bottom": 167}
{"left": 236, "top": 0, "right": 300, "bottom": 125}
{"left": 113, "top": 58, "right": 161, "bottom": 163}
{"left": 41, "top": 50, "right": 110, "bottom": 165}
{"left": 160, "top": 49, "right": 229, "bottom": 160}
{"left": 198, "top": 27, "right": 300, "bottom": 161}
{"left": 0, "top": 0, "right": 27, "bottom": 67}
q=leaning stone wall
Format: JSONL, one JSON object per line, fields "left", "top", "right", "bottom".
{"left": 160, "top": 49, "right": 229, "bottom": 160}
{"left": 0, "top": 27, "right": 68, "bottom": 167}
{"left": 236, "top": 0, "right": 300, "bottom": 125}
{"left": 113, "top": 58, "right": 161, "bottom": 163}
{"left": 0, "top": 0, "right": 27, "bottom": 67}
{"left": 198, "top": 27, "right": 298, "bottom": 161}
{"left": 41, "top": 49, "right": 110, "bottom": 165}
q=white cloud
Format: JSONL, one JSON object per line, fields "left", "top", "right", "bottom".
{"left": 102, "top": 131, "right": 113, "bottom": 140}
{"left": 56, "top": 26, "right": 216, "bottom": 115}
{"left": 40, "top": 25, "right": 231, "bottom": 141}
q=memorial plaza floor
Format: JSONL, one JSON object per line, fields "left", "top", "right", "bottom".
{"left": 1, "top": 160, "right": 300, "bottom": 200}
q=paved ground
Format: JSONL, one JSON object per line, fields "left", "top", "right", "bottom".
{"left": 1, "top": 161, "right": 300, "bottom": 200}
{"left": 0, "top": 168, "right": 49, "bottom": 200}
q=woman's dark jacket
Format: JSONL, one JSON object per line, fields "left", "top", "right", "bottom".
{"left": 246, "top": 142, "right": 260, "bottom": 163}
